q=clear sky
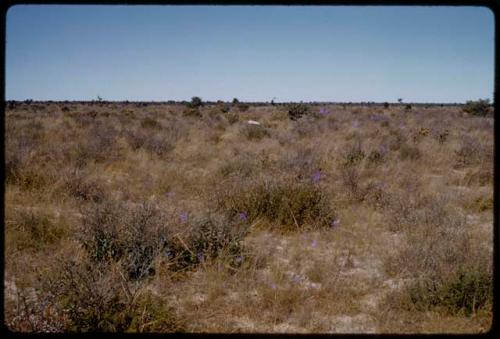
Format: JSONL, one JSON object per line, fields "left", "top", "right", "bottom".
{"left": 6, "top": 5, "right": 494, "bottom": 103}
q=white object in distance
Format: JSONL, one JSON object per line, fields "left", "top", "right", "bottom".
{"left": 247, "top": 120, "right": 261, "bottom": 125}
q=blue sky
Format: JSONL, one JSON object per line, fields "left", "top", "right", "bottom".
{"left": 6, "top": 5, "right": 494, "bottom": 103}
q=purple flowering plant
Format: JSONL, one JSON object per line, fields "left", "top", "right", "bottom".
{"left": 312, "top": 170, "right": 322, "bottom": 183}
{"left": 239, "top": 211, "right": 248, "bottom": 222}
{"left": 180, "top": 212, "right": 188, "bottom": 223}
{"left": 331, "top": 218, "right": 340, "bottom": 228}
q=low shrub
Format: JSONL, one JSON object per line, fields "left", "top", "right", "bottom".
{"left": 463, "top": 99, "right": 492, "bottom": 117}
{"left": 225, "top": 111, "right": 239, "bottom": 124}
{"left": 78, "top": 200, "right": 169, "bottom": 280}
{"left": 72, "top": 123, "right": 120, "bottom": 166}
{"left": 340, "top": 141, "right": 365, "bottom": 168}
{"left": 64, "top": 170, "right": 105, "bottom": 203}
{"left": 287, "top": 103, "right": 309, "bottom": 121}
{"left": 218, "top": 156, "right": 259, "bottom": 179}
{"left": 455, "top": 135, "right": 492, "bottom": 168}
{"left": 399, "top": 143, "right": 421, "bottom": 161}
{"left": 182, "top": 107, "right": 202, "bottom": 118}
{"left": 188, "top": 96, "right": 203, "bottom": 108}
{"left": 367, "top": 150, "right": 384, "bottom": 164}
{"left": 170, "top": 213, "right": 247, "bottom": 271}
{"left": 125, "top": 129, "right": 178, "bottom": 157}
{"left": 79, "top": 200, "right": 244, "bottom": 277}
{"left": 140, "top": 117, "right": 161, "bottom": 129}
{"left": 241, "top": 124, "right": 270, "bottom": 141}
{"left": 34, "top": 259, "right": 184, "bottom": 332}
{"left": 384, "top": 129, "right": 407, "bottom": 151}
{"left": 406, "top": 265, "right": 492, "bottom": 316}
{"left": 6, "top": 210, "right": 67, "bottom": 252}
{"left": 215, "top": 178, "right": 336, "bottom": 231}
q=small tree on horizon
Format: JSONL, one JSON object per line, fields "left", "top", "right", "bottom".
{"left": 189, "top": 96, "right": 203, "bottom": 108}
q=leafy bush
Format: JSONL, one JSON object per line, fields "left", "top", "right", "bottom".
{"left": 188, "top": 96, "right": 203, "bottom": 108}
{"left": 406, "top": 265, "right": 492, "bottom": 316}
{"left": 463, "top": 99, "right": 492, "bottom": 117}
{"left": 287, "top": 103, "right": 309, "bottom": 121}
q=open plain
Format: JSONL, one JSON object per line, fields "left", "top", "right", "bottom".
{"left": 4, "top": 101, "right": 494, "bottom": 333}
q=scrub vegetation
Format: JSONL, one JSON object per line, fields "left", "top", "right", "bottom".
{"left": 4, "top": 100, "right": 493, "bottom": 333}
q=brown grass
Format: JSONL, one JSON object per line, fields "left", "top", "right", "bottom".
{"left": 4, "top": 102, "right": 493, "bottom": 333}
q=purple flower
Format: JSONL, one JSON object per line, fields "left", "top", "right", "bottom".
{"left": 165, "top": 191, "right": 175, "bottom": 198}
{"left": 311, "top": 239, "right": 318, "bottom": 248}
{"left": 180, "top": 212, "right": 188, "bottom": 223}
{"left": 271, "top": 283, "right": 277, "bottom": 290}
{"left": 352, "top": 121, "right": 360, "bottom": 128}
{"left": 331, "top": 218, "right": 340, "bottom": 228}
{"left": 197, "top": 252, "right": 204, "bottom": 262}
{"left": 292, "top": 275, "right": 301, "bottom": 284}
{"left": 235, "top": 256, "right": 243, "bottom": 263}
{"left": 312, "top": 170, "right": 322, "bottom": 183}
{"left": 319, "top": 107, "right": 329, "bottom": 115}
{"left": 239, "top": 211, "right": 248, "bottom": 222}
{"left": 379, "top": 144, "right": 388, "bottom": 155}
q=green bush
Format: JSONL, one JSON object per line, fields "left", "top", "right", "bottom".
{"left": 407, "top": 266, "right": 492, "bottom": 316}
{"left": 188, "top": 96, "right": 203, "bottom": 108}
{"left": 287, "top": 103, "right": 309, "bottom": 121}
{"left": 215, "top": 178, "right": 336, "bottom": 231}
{"left": 463, "top": 99, "right": 492, "bottom": 117}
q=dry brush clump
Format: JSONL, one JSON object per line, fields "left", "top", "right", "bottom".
{"left": 381, "top": 192, "right": 492, "bottom": 318}
{"left": 214, "top": 177, "right": 337, "bottom": 231}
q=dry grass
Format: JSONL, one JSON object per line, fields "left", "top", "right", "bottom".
{"left": 4, "top": 101, "right": 493, "bottom": 333}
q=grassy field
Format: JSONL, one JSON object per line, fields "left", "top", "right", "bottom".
{"left": 4, "top": 101, "right": 494, "bottom": 333}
